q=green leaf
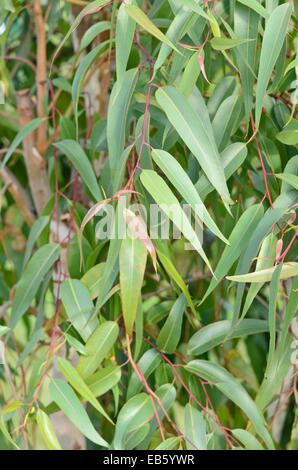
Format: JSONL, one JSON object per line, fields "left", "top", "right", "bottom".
{"left": 195, "top": 142, "right": 247, "bottom": 200}
{"left": 185, "top": 360, "right": 274, "bottom": 449}
{"left": 157, "top": 294, "right": 186, "bottom": 354}
{"left": 0, "top": 326, "right": 9, "bottom": 337}
{"left": 201, "top": 204, "right": 264, "bottom": 303}
{"left": 36, "top": 409, "right": 62, "bottom": 450}
{"left": 141, "top": 169, "right": 213, "bottom": 274}
{"left": 184, "top": 404, "right": 207, "bottom": 450}
{"left": 276, "top": 172, "right": 298, "bottom": 191}
{"left": 155, "top": 86, "right": 232, "bottom": 209}
{"left": 119, "top": 235, "right": 147, "bottom": 335}
{"left": 80, "top": 21, "right": 111, "bottom": 50}
{"left": 60, "top": 279, "right": 98, "bottom": 342}
{"left": 234, "top": 2, "right": 259, "bottom": 119}
{"left": 54, "top": 140, "right": 101, "bottom": 202}
{"left": 115, "top": 2, "right": 136, "bottom": 80}
{"left": 210, "top": 37, "right": 254, "bottom": 50}
{"left": 22, "top": 216, "right": 49, "bottom": 270}
{"left": 155, "top": 437, "right": 180, "bottom": 450}
{"left": 81, "top": 262, "right": 106, "bottom": 299}
{"left": 237, "top": 0, "right": 269, "bottom": 19}
{"left": 232, "top": 428, "right": 264, "bottom": 450}
{"left": 212, "top": 93, "right": 243, "bottom": 151}
{"left": 72, "top": 43, "right": 108, "bottom": 137}
{"left": 49, "top": 378, "right": 109, "bottom": 448}
{"left": 175, "top": 0, "right": 210, "bottom": 20}
{"left": 113, "top": 393, "right": 154, "bottom": 450}
{"left": 57, "top": 358, "right": 113, "bottom": 424}
{"left": 226, "top": 262, "right": 298, "bottom": 283}
{"left": 255, "top": 3, "right": 292, "bottom": 128}
{"left": 152, "top": 148, "right": 228, "bottom": 244}
{"left": 51, "top": 0, "right": 111, "bottom": 71}
{"left": 10, "top": 244, "right": 60, "bottom": 328}
{"left": 157, "top": 251, "right": 197, "bottom": 318}
{"left": 77, "top": 321, "right": 119, "bottom": 378}
{"left": 188, "top": 319, "right": 269, "bottom": 356}
{"left": 107, "top": 68, "right": 138, "bottom": 174}
{"left": 86, "top": 365, "right": 121, "bottom": 397}
{"left": 127, "top": 349, "right": 161, "bottom": 399}
{"left": 1, "top": 118, "right": 43, "bottom": 168}
{"left": 125, "top": 5, "right": 180, "bottom": 53}
{"left": 276, "top": 120, "right": 298, "bottom": 145}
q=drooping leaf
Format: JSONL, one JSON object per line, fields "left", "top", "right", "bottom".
{"left": 140, "top": 169, "right": 213, "bottom": 274}
{"left": 185, "top": 360, "right": 274, "bottom": 449}
{"left": 226, "top": 262, "right": 298, "bottom": 283}
{"left": 77, "top": 321, "right": 119, "bottom": 378}
{"left": 188, "top": 319, "right": 269, "bottom": 356}
{"left": 119, "top": 234, "right": 147, "bottom": 335}
{"left": 49, "top": 378, "right": 109, "bottom": 447}
{"left": 54, "top": 140, "right": 101, "bottom": 201}
{"left": 36, "top": 409, "right": 62, "bottom": 450}
{"left": 184, "top": 404, "right": 207, "bottom": 450}
{"left": 10, "top": 244, "right": 60, "bottom": 328}
{"left": 155, "top": 86, "right": 232, "bottom": 209}
{"left": 255, "top": 3, "right": 292, "bottom": 128}
{"left": 60, "top": 279, "right": 98, "bottom": 342}
{"left": 157, "top": 294, "right": 186, "bottom": 354}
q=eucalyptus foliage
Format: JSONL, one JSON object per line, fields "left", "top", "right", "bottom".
{"left": 0, "top": 0, "right": 297, "bottom": 451}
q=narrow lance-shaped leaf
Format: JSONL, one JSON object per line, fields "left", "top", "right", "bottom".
{"left": 125, "top": 4, "right": 180, "bottom": 53}
{"left": 107, "top": 68, "right": 138, "bottom": 173}
{"left": 36, "top": 409, "right": 62, "bottom": 450}
{"left": 57, "top": 358, "right": 113, "bottom": 424}
{"left": 201, "top": 204, "right": 264, "bottom": 304}
{"left": 1, "top": 118, "right": 43, "bottom": 168}
{"left": 77, "top": 321, "right": 119, "bottom": 379}
{"left": 226, "top": 262, "right": 298, "bottom": 283}
{"left": 152, "top": 148, "right": 229, "bottom": 244}
{"left": 10, "top": 244, "right": 60, "bottom": 328}
{"left": 141, "top": 169, "right": 214, "bottom": 274}
{"left": 119, "top": 234, "right": 147, "bottom": 335}
{"left": 50, "top": 0, "right": 111, "bottom": 71}
{"left": 115, "top": 1, "right": 136, "bottom": 80}
{"left": 49, "top": 379, "right": 109, "bottom": 448}
{"left": 157, "top": 294, "right": 186, "bottom": 354}
{"left": 255, "top": 3, "right": 292, "bottom": 128}
{"left": 22, "top": 216, "right": 49, "bottom": 270}
{"left": 185, "top": 360, "right": 274, "bottom": 449}
{"left": 155, "top": 86, "right": 232, "bottom": 209}
{"left": 188, "top": 319, "right": 269, "bottom": 356}
{"left": 60, "top": 279, "right": 98, "bottom": 342}
{"left": 54, "top": 140, "right": 102, "bottom": 202}
{"left": 237, "top": 0, "right": 269, "bottom": 19}
{"left": 234, "top": 2, "right": 259, "bottom": 120}
{"left": 184, "top": 404, "right": 207, "bottom": 450}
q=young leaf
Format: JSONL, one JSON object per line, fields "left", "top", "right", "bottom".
{"left": 125, "top": 5, "right": 179, "bottom": 53}
{"left": 226, "top": 262, "right": 298, "bottom": 283}
{"left": 36, "top": 409, "right": 62, "bottom": 450}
